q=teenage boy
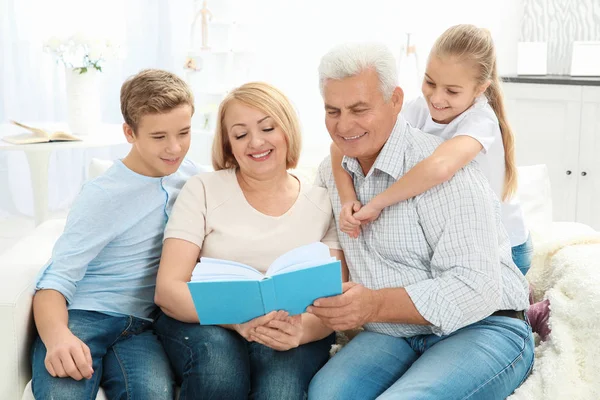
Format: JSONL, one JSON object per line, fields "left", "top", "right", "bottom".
{"left": 30, "top": 69, "right": 200, "bottom": 399}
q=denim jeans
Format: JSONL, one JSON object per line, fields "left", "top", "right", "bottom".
{"left": 309, "top": 315, "right": 534, "bottom": 400}
{"left": 154, "top": 311, "right": 335, "bottom": 400}
{"left": 512, "top": 234, "right": 534, "bottom": 276}
{"left": 31, "top": 310, "right": 175, "bottom": 400}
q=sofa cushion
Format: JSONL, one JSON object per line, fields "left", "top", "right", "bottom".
{"left": 88, "top": 158, "right": 115, "bottom": 180}
{"left": 516, "top": 164, "right": 553, "bottom": 231}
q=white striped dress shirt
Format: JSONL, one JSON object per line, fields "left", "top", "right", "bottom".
{"left": 316, "top": 116, "right": 529, "bottom": 337}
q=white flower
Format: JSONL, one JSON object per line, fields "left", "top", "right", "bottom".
{"left": 42, "top": 32, "right": 123, "bottom": 73}
{"left": 87, "top": 39, "right": 104, "bottom": 61}
{"left": 44, "top": 36, "right": 62, "bottom": 52}
{"left": 70, "top": 32, "right": 90, "bottom": 47}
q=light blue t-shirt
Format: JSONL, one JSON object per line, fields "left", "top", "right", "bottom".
{"left": 35, "top": 159, "right": 200, "bottom": 320}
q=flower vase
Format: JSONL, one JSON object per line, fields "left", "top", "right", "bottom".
{"left": 64, "top": 68, "right": 102, "bottom": 136}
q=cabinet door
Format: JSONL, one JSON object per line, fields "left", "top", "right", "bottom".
{"left": 502, "top": 83, "right": 582, "bottom": 223}
{"left": 577, "top": 87, "right": 600, "bottom": 230}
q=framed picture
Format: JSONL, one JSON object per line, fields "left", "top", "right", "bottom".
{"left": 517, "top": 42, "right": 547, "bottom": 76}
{"left": 570, "top": 41, "right": 600, "bottom": 77}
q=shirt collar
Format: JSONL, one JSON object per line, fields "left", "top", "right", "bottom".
{"left": 341, "top": 115, "right": 408, "bottom": 180}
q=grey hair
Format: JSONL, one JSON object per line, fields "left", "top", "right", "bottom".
{"left": 318, "top": 42, "right": 398, "bottom": 101}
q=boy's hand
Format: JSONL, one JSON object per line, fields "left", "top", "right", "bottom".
{"left": 249, "top": 314, "right": 303, "bottom": 351}
{"left": 353, "top": 202, "right": 384, "bottom": 224}
{"left": 44, "top": 328, "right": 94, "bottom": 381}
{"left": 340, "top": 201, "right": 361, "bottom": 238}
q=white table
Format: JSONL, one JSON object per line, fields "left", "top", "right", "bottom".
{"left": 0, "top": 124, "right": 128, "bottom": 225}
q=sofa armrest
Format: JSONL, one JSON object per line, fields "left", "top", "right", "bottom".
{"left": 0, "top": 219, "right": 65, "bottom": 399}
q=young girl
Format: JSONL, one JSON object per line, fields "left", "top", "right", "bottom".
{"left": 331, "top": 24, "right": 550, "bottom": 340}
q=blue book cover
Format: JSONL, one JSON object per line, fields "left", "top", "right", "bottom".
{"left": 187, "top": 242, "right": 343, "bottom": 325}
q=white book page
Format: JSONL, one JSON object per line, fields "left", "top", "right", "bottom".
{"left": 49, "top": 131, "right": 80, "bottom": 141}
{"left": 267, "top": 242, "right": 332, "bottom": 276}
{"left": 267, "top": 257, "right": 337, "bottom": 276}
{"left": 2, "top": 132, "right": 49, "bottom": 144}
{"left": 190, "top": 259, "right": 262, "bottom": 282}
{"left": 199, "top": 257, "right": 258, "bottom": 272}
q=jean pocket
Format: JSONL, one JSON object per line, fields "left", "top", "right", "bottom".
{"left": 481, "top": 316, "right": 532, "bottom": 342}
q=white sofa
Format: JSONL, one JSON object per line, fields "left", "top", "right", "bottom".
{"left": 0, "top": 219, "right": 68, "bottom": 399}
{"left": 2, "top": 165, "right": 599, "bottom": 399}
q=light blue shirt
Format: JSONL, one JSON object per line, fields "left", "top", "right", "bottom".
{"left": 35, "top": 159, "right": 200, "bottom": 320}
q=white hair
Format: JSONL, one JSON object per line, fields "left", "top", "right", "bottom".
{"left": 318, "top": 42, "right": 398, "bottom": 101}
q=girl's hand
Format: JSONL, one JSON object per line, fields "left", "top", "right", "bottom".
{"left": 353, "top": 202, "right": 383, "bottom": 224}
{"left": 249, "top": 314, "right": 303, "bottom": 351}
{"left": 233, "top": 310, "right": 289, "bottom": 341}
{"left": 340, "top": 201, "right": 361, "bottom": 238}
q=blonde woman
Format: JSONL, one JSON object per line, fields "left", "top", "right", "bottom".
{"left": 154, "top": 82, "right": 347, "bottom": 400}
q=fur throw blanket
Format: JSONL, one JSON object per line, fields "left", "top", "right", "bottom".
{"left": 509, "top": 222, "right": 600, "bottom": 400}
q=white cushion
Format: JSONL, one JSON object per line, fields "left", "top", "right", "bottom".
{"left": 516, "top": 164, "right": 553, "bottom": 230}
{"left": 87, "top": 158, "right": 114, "bottom": 180}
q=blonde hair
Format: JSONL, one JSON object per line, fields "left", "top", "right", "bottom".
{"left": 212, "top": 82, "right": 302, "bottom": 171}
{"left": 432, "top": 24, "right": 517, "bottom": 201}
{"left": 120, "top": 69, "right": 194, "bottom": 132}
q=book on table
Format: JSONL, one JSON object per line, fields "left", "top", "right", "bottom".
{"left": 2, "top": 120, "right": 81, "bottom": 144}
{"left": 188, "top": 242, "right": 343, "bottom": 325}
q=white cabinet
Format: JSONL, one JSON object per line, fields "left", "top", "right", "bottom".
{"left": 503, "top": 82, "right": 600, "bottom": 229}
{"left": 578, "top": 87, "right": 600, "bottom": 230}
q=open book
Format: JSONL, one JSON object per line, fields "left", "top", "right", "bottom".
{"left": 188, "top": 242, "right": 342, "bottom": 325}
{"left": 2, "top": 121, "right": 80, "bottom": 144}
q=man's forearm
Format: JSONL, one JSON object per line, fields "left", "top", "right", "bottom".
{"left": 33, "top": 289, "right": 71, "bottom": 345}
{"left": 371, "top": 287, "right": 430, "bottom": 325}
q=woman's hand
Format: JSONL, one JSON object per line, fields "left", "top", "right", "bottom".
{"left": 340, "top": 201, "right": 362, "bottom": 238}
{"left": 249, "top": 314, "right": 304, "bottom": 351}
{"left": 233, "top": 310, "right": 289, "bottom": 341}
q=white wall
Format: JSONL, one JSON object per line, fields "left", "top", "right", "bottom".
{"left": 2, "top": 0, "right": 524, "bottom": 168}
{"left": 243, "top": 0, "right": 524, "bottom": 166}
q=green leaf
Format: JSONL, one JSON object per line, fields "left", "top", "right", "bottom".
{"left": 79, "top": 67, "right": 88, "bottom": 74}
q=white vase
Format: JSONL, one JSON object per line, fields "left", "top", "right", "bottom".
{"left": 64, "top": 67, "right": 102, "bottom": 136}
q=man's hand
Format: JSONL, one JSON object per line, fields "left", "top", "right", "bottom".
{"left": 44, "top": 328, "right": 94, "bottom": 380}
{"left": 233, "top": 310, "right": 289, "bottom": 341}
{"left": 353, "top": 201, "right": 384, "bottom": 224}
{"left": 340, "top": 201, "right": 362, "bottom": 238}
{"left": 249, "top": 314, "right": 303, "bottom": 351}
{"left": 307, "top": 282, "right": 381, "bottom": 331}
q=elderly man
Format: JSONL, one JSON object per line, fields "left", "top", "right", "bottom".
{"left": 307, "top": 42, "right": 533, "bottom": 400}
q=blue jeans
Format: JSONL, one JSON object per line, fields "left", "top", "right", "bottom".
{"left": 309, "top": 315, "right": 534, "bottom": 400}
{"left": 154, "top": 311, "right": 335, "bottom": 400}
{"left": 31, "top": 310, "right": 175, "bottom": 400}
{"left": 512, "top": 234, "right": 533, "bottom": 276}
